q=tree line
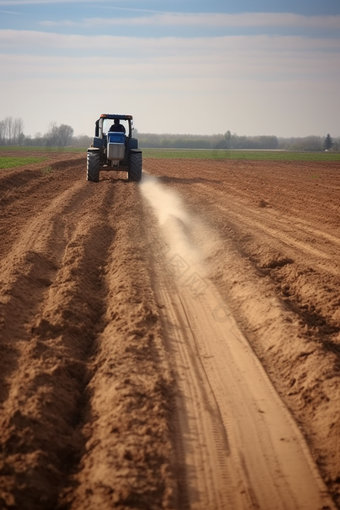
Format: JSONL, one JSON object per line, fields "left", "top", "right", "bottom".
{"left": 0, "top": 117, "right": 75, "bottom": 147}
{"left": 0, "top": 116, "right": 338, "bottom": 151}
{"left": 137, "top": 131, "right": 339, "bottom": 151}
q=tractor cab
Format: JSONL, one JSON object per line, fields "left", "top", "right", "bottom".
{"left": 95, "top": 114, "right": 133, "bottom": 140}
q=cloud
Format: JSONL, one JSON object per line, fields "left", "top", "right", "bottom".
{"left": 1, "top": 29, "right": 340, "bottom": 55}
{"left": 0, "top": 0, "right": 112, "bottom": 4}
{"left": 1, "top": 30, "right": 339, "bottom": 96}
{"left": 0, "top": 29, "right": 339, "bottom": 138}
{"left": 1, "top": 32, "right": 339, "bottom": 86}
{"left": 1, "top": 53, "right": 337, "bottom": 87}
{"left": 40, "top": 12, "right": 340, "bottom": 30}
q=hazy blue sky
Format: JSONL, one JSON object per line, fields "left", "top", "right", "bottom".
{"left": 1, "top": 0, "right": 339, "bottom": 137}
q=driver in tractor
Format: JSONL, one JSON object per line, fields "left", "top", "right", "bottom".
{"left": 109, "top": 118, "right": 126, "bottom": 133}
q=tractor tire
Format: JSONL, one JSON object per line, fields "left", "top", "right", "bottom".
{"left": 128, "top": 150, "right": 142, "bottom": 182}
{"left": 87, "top": 150, "right": 100, "bottom": 182}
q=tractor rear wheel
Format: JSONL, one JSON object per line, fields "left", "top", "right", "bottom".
{"left": 128, "top": 150, "right": 142, "bottom": 182}
{"left": 87, "top": 150, "right": 100, "bottom": 182}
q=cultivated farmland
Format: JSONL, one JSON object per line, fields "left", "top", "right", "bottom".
{"left": 0, "top": 150, "right": 339, "bottom": 510}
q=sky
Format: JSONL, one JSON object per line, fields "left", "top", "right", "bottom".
{"left": 0, "top": 0, "right": 340, "bottom": 138}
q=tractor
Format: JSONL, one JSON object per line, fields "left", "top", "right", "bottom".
{"left": 87, "top": 114, "right": 142, "bottom": 182}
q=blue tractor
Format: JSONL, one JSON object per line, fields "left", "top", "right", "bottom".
{"left": 87, "top": 114, "right": 142, "bottom": 182}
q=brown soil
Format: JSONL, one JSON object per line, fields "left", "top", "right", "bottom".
{"left": 0, "top": 153, "right": 339, "bottom": 509}
{"left": 145, "top": 158, "right": 340, "bottom": 508}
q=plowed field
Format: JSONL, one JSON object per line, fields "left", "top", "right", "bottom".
{"left": 0, "top": 151, "right": 339, "bottom": 510}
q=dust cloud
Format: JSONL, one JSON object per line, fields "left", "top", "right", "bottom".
{"left": 140, "top": 173, "right": 205, "bottom": 275}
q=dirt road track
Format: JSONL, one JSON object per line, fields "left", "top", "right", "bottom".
{"left": 0, "top": 153, "right": 339, "bottom": 509}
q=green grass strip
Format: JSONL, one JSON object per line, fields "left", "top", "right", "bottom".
{"left": 1, "top": 146, "right": 339, "bottom": 162}
{"left": 142, "top": 148, "right": 340, "bottom": 161}
{"left": 0, "top": 156, "right": 47, "bottom": 169}
{"left": 0, "top": 145, "right": 86, "bottom": 153}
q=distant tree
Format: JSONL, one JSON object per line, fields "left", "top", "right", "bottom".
{"left": 279, "top": 136, "right": 323, "bottom": 151}
{"left": 3, "top": 116, "right": 13, "bottom": 143}
{"left": 0, "top": 116, "right": 25, "bottom": 145}
{"left": 160, "top": 137, "right": 171, "bottom": 148}
{"left": 58, "top": 124, "right": 74, "bottom": 146}
{"left": 0, "top": 120, "right": 4, "bottom": 144}
{"left": 324, "top": 133, "right": 333, "bottom": 150}
{"left": 224, "top": 130, "right": 231, "bottom": 148}
{"left": 72, "top": 134, "right": 92, "bottom": 147}
{"left": 332, "top": 137, "right": 340, "bottom": 151}
{"left": 13, "top": 118, "right": 24, "bottom": 145}
{"left": 33, "top": 132, "right": 45, "bottom": 146}
{"left": 45, "top": 123, "right": 74, "bottom": 146}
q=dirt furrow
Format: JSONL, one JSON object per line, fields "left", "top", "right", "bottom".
{"left": 0, "top": 161, "right": 178, "bottom": 509}
{"left": 194, "top": 182, "right": 340, "bottom": 273}
{"left": 64, "top": 181, "right": 176, "bottom": 510}
{"left": 0, "top": 178, "right": 93, "bottom": 406}
{"left": 185, "top": 181, "right": 340, "bottom": 352}
{"left": 0, "top": 177, "right": 116, "bottom": 509}
{"left": 0, "top": 157, "right": 84, "bottom": 261}
{"left": 185, "top": 179, "right": 340, "bottom": 356}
